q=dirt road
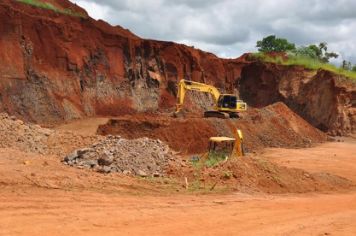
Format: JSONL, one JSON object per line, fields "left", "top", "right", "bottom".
{"left": 1, "top": 190, "right": 356, "bottom": 236}
{"left": 1, "top": 139, "right": 356, "bottom": 236}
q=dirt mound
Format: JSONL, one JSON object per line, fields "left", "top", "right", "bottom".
{"left": 0, "top": 113, "right": 102, "bottom": 157}
{"left": 1, "top": 142, "right": 355, "bottom": 197}
{"left": 98, "top": 102, "right": 327, "bottom": 154}
{"left": 240, "top": 62, "right": 356, "bottom": 136}
{"left": 169, "top": 155, "right": 354, "bottom": 194}
{"left": 98, "top": 115, "right": 217, "bottom": 154}
{"left": 0, "top": 113, "right": 53, "bottom": 154}
{"left": 0, "top": 148, "right": 158, "bottom": 194}
{"left": 63, "top": 136, "right": 180, "bottom": 177}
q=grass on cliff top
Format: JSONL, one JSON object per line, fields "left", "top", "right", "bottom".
{"left": 251, "top": 52, "right": 356, "bottom": 80}
{"left": 16, "top": 0, "right": 87, "bottom": 18}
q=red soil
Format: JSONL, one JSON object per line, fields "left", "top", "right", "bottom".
{"left": 98, "top": 102, "right": 327, "bottom": 154}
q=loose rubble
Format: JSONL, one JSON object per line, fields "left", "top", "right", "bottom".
{"left": 0, "top": 113, "right": 102, "bottom": 156}
{"left": 63, "top": 136, "right": 179, "bottom": 177}
{"left": 0, "top": 113, "right": 53, "bottom": 154}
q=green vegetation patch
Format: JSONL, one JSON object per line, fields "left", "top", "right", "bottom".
{"left": 16, "top": 0, "right": 87, "bottom": 18}
{"left": 253, "top": 35, "right": 356, "bottom": 80}
{"left": 191, "top": 151, "right": 229, "bottom": 169}
{"left": 250, "top": 52, "right": 356, "bottom": 80}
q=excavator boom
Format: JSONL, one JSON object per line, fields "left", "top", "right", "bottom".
{"left": 176, "top": 80, "right": 221, "bottom": 113}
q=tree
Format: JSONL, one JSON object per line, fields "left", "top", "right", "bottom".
{"left": 352, "top": 65, "right": 356, "bottom": 72}
{"left": 307, "top": 43, "right": 338, "bottom": 63}
{"left": 294, "top": 46, "right": 318, "bottom": 59}
{"left": 308, "top": 44, "right": 322, "bottom": 59}
{"left": 256, "top": 36, "right": 339, "bottom": 64}
{"left": 256, "top": 35, "right": 296, "bottom": 53}
{"left": 324, "top": 52, "right": 339, "bottom": 62}
{"left": 341, "top": 60, "right": 352, "bottom": 70}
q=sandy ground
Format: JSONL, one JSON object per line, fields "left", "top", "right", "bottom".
{"left": 1, "top": 190, "right": 356, "bottom": 236}
{"left": 0, "top": 139, "right": 355, "bottom": 236}
{"left": 262, "top": 138, "right": 356, "bottom": 182}
{"left": 54, "top": 117, "right": 110, "bottom": 136}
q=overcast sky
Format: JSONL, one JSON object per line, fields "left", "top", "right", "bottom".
{"left": 71, "top": 0, "right": 356, "bottom": 64}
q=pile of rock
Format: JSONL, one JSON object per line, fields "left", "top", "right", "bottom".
{"left": 0, "top": 113, "right": 101, "bottom": 156}
{"left": 63, "top": 135, "right": 178, "bottom": 177}
{"left": 0, "top": 113, "right": 53, "bottom": 154}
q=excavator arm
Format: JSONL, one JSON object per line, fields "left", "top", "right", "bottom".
{"left": 232, "top": 129, "right": 245, "bottom": 157}
{"left": 176, "top": 79, "right": 221, "bottom": 113}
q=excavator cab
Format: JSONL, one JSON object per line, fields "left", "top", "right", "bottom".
{"left": 217, "top": 95, "right": 247, "bottom": 111}
{"left": 217, "top": 95, "right": 238, "bottom": 109}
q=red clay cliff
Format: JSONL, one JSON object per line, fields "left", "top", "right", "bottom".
{"left": 0, "top": 0, "right": 354, "bottom": 135}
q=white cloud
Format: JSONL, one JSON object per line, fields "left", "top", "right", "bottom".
{"left": 73, "top": 0, "right": 110, "bottom": 20}
{"left": 71, "top": 0, "right": 356, "bottom": 64}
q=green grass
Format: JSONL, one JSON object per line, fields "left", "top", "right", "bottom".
{"left": 250, "top": 52, "right": 356, "bottom": 80}
{"left": 205, "top": 151, "right": 228, "bottom": 167}
{"left": 191, "top": 151, "right": 229, "bottom": 169}
{"left": 17, "top": 0, "right": 87, "bottom": 18}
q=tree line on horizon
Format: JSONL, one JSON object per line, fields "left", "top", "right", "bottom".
{"left": 256, "top": 35, "right": 356, "bottom": 72}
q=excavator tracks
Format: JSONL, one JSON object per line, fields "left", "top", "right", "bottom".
{"left": 204, "top": 111, "right": 230, "bottom": 119}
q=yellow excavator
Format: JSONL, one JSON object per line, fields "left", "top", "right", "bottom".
{"left": 174, "top": 79, "right": 247, "bottom": 119}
